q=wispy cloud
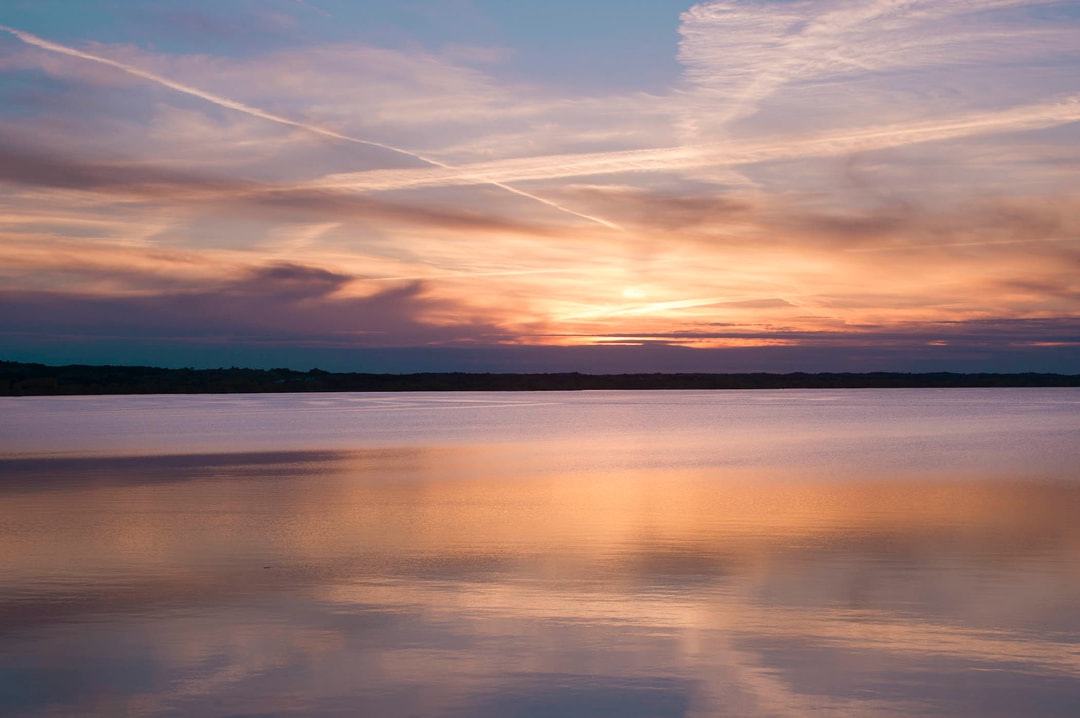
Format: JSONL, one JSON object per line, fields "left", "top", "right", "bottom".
{"left": 0, "top": 24, "right": 619, "bottom": 228}
{"left": 1, "top": 1, "right": 1078, "bottom": 370}
{"left": 307, "top": 96, "right": 1080, "bottom": 191}
{"left": 0, "top": 130, "right": 563, "bottom": 236}
{"left": 677, "top": 0, "right": 1072, "bottom": 134}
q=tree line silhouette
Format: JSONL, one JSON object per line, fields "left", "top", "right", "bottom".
{"left": 2, "top": 360, "right": 1078, "bottom": 395}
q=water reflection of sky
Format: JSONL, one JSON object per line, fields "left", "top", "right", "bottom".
{"left": 1, "top": 390, "right": 1080, "bottom": 716}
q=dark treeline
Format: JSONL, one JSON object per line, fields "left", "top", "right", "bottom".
{"left": 2, "top": 360, "right": 1080, "bottom": 396}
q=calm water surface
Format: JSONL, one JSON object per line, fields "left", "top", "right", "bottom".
{"left": 1, "top": 389, "right": 1080, "bottom": 717}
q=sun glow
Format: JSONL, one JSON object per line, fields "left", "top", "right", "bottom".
{"left": 0, "top": 1, "right": 1077, "bottom": 370}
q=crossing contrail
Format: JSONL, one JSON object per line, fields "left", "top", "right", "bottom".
{"left": 307, "top": 95, "right": 1080, "bottom": 192}
{"left": 0, "top": 24, "right": 620, "bottom": 230}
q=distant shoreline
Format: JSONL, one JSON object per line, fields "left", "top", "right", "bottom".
{"left": 3, "top": 360, "right": 1079, "bottom": 396}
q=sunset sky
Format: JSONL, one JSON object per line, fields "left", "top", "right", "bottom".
{"left": 2, "top": 0, "right": 1079, "bottom": 372}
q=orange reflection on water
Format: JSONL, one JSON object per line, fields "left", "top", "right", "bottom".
{"left": 4, "top": 445, "right": 1080, "bottom": 601}
{"left": 3, "top": 444, "right": 1080, "bottom": 717}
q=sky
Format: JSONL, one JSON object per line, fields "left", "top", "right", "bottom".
{"left": 1, "top": 0, "right": 1079, "bottom": 373}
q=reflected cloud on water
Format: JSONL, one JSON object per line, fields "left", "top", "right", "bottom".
{"left": 2, "top": 442, "right": 1080, "bottom": 717}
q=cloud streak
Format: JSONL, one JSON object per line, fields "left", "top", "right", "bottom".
{"left": 0, "top": 132, "right": 559, "bottom": 236}
{"left": 0, "top": 24, "right": 619, "bottom": 229}
{"left": 307, "top": 96, "right": 1080, "bottom": 191}
{"left": 677, "top": 0, "right": 1058, "bottom": 131}
{"left": 0, "top": 262, "right": 509, "bottom": 347}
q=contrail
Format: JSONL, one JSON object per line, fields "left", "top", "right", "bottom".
{"left": 0, "top": 25, "right": 620, "bottom": 230}
{"left": 309, "top": 96, "right": 1080, "bottom": 192}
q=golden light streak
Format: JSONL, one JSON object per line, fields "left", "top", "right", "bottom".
{"left": 559, "top": 296, "right": 729, "bottom": 321}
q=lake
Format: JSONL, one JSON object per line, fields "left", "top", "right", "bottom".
{"left": 2, "top": 389, "right": 1080, "bottom": 717}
